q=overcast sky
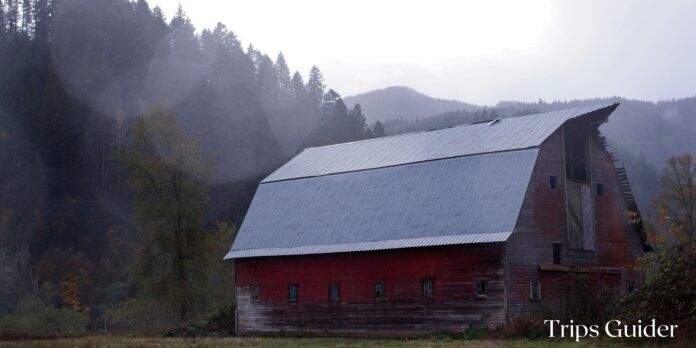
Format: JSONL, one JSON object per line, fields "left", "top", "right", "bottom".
{"left": 150, "top": 0, "right": 696, "bottom": 105}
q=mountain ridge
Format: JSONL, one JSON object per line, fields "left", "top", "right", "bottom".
{"left": 344, "top": 86, "right": 479, "bottom": 123}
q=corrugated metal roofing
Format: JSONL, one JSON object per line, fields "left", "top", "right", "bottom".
{"left": 226, "top": 149, "right": 538, "bottom": 259}
{"left": 263, "top": 104, "right": 617, "bottom": 183}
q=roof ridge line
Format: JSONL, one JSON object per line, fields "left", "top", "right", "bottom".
{"left": 302, "top": 104, "right": 595, "bottom": 152}
{"left": 262, "top": 146, "right": 540, "bottom": 184}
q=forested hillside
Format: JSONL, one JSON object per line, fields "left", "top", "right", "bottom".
{"left": 0, "top": 0, "right": 376, "bottom": 334}
{"left": 383, "top": 97, "right": 696, "bottom": 213}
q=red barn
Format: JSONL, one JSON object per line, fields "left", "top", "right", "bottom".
{"left": 225, "top": 103, "right": 648, "bottom": 336}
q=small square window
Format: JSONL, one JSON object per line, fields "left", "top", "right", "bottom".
{"left": 530, "top": 281, "right": 541, "bottom": 301}
{"left": 596, "top": 183, "right": 604, "bottom": 196}
{"left": 288, "top": 284, "right": 298, "bottom": 302}
{"left": 626, "top": 280, "right": 636, "bottom": 294}
{"left": 329, "top": 283, "right": 340, "bottom": 301}
{"left": 250, "top": 285, "right": 260, "bottom": 303}
{"left": 422, "top": 279, "right": 434, "bottom": 298}
{"left": 474, "top": 279, "right": 487, "bottom": 298}
{"left": 549, "top": 176, "right": 558, "bottom": 190}
{"left": 374, "top": 281, "right": 385, "bottom": 299}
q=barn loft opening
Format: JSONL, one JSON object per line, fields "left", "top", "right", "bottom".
{"left": 564, "top": 122, "right": 596, "bottom": 250}
{"left": 564, "top": 125, "right": 589, "bottom": 183}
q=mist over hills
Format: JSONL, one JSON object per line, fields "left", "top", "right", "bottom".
{"left": 355, "top": 88, "right": 696, "bottom": 213}
{"left": 344, "top": 86, "right": 479, "bottom": 123}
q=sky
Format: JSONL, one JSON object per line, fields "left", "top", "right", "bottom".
{"left": 150, "top": 0, "right": 696, "bottom": 106}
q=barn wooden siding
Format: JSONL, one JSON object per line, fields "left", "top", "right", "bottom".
{"left": 235, "top": 243, "right": 506, "bottom": 335}
{"left": 505, "top": 126, "right": 645, "bottom": 317}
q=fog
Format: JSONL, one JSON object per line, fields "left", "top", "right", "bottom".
{"left": 1, "top": 0, "right": 695, "bottom": 337}
{"left": 152, "top": 0, "right": 696, "bottom": 104}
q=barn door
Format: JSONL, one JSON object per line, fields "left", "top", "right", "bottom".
{"left": 567, "top": 181, "right": 595, "bottom": 250}
{"left": 567, "top": 182, "right": 583, "bottom": 249}
{"left": 581, "top": 184, "right": 596, "bottom": 250}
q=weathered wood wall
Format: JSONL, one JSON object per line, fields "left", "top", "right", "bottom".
{"left": 505, "top": 126, "right": 645, "bottom": 317}
{"left": 235, "top": 243, "right": 506, "bottom": 335}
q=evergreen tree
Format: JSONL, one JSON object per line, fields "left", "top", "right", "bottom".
{"left": 21, "top": 0, "right": 30, "bottom": 33}
{"left": 306, "top": 65, "right": 325, "bottom": 107}
{"left": 169, "top": 5, "right": 199, "bottom": 62}
{"left": 275, "top": 52, "right": 291, "bottom": 101}
{"left": 348, "top": 103, "right": 368, "bottom": 140}
{"left": 32, "top": 0, "right": 51, "bottom": 40}
{"left": 321, "top": 89, "right": 341, "bottom": 118}
{"left": 373, "top": 120, "right": 386, "bottom": 137}
{"left": 255, "top": 53, "right": 276, "bottom": 101}
{"left": 7, "top": 0, "right": 18, "bottom": 33}
{"left": 290, "top": 71, "right": 306, "bottom": 101}
{"left": 0, "top": 0, "right": 5, "bottom": 35}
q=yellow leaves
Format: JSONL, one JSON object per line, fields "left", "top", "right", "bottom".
{"left": 57, "top": 268, "right": 92, "bottom": 316}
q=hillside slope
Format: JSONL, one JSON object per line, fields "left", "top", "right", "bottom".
{"left": 344, "top": 86, "right": 479, "bottom": 123}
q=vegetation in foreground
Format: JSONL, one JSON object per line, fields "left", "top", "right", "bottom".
{"left": 1, "top": 336, "right": 690, "bottom": 348}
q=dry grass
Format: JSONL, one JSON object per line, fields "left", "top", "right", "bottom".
{"left": 1, "top": 336, "right": 687, "bottom": 348}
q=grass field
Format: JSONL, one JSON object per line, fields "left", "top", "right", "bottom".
{"left": 0, "top": 337, "right": 689, "bottom": 348}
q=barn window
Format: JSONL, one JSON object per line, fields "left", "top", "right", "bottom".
{"left": 374, "top": 281, "right": 385, "bottom": 299}
{"left": 565, "top": 131, "right": 588, "bottom": 183}
{"left": 422, "top": 279, "right": 434, "bottom": 298}
{"left": 474, "top": 279, "right": 487, "bottom": 298}
{"left": 553, "top": 242, "right": 562, "bottom": 264}
{"left": 250, "top": 285, "right": 260, "bottom": 303}
{"left": 288, "top": 284, "right": 298, "bottom": 302}
{"left": 596, "top": 183, "right": 604, "bottom": 196}
{"left": 530, "top": 281, "right": 541, "bottom": 301}
{"left": 549, "top": 176, "right": 557, "bottom": 190}
{"left": 329, "top": 283, "right": 340, "bottom": 301}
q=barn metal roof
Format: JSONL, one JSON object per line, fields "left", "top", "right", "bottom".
{"left": 225, "top": 149, "right": 538, "bottom": 259}
{"left": 225, "top": 103, "right": 619, "bottom": 259}
{"left": 263, "top": 103, "right": 617, "bottom": 183}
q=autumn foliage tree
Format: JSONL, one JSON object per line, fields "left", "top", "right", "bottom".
{"left": 619, "top": 153, "right": 696, "bottom": 338}
{"left": 651, "top": 153, "right": 696, "bottom": 244}
{"left": 125, "top": 104, "right": 212, "bottom": 320}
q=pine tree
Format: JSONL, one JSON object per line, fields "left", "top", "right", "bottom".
{"left": 7, "top": 0, "right": 18, "bottom": 33}
{"left": 275, "top": 52, "right": 291, "bottom": 98}
{"left": 255, "top": 53, "right": 276, "bottom": 101}
{"left": 0, "top": 0, "right": 5, "bottom": 36}
{"left": 348, "top": 103, "right": 368, "bottom": 140}
{"left": 169, "top": 5, "right": 199, "bottom": 62}
{"left": 373, "top": 120, "right": 386, "bottom": 137}
{"left": 290, "top": 71, "right": 306, "bottom": 101}
{"left": 306, "top": 65, "right": 325, "bottom": 107}
{"left": 321, "top": 89, "right": 341, "bottom": 121}
{"left": 21, "top": 0, "right": 30, "bottom": 33}
{"left": 32, "top": 0, "right": 51, "bottom": 40}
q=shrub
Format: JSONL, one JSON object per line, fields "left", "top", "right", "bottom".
{"left": 163, "top": 303, "right": 236, "bottom": 337}
{"left": 618, "top": 242, "right": 696, "bottom": 339}
{"left": 556, "top": 273, "right": 618, "bottom": 324}
{"left": 105, "top": 297, "right": 179, "bottom": 336}
{"left": 0, "top": 295, "right": 87, "bottom": 339}
{"left": 500, "top": 310, "right": 550, "bottom": 339}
